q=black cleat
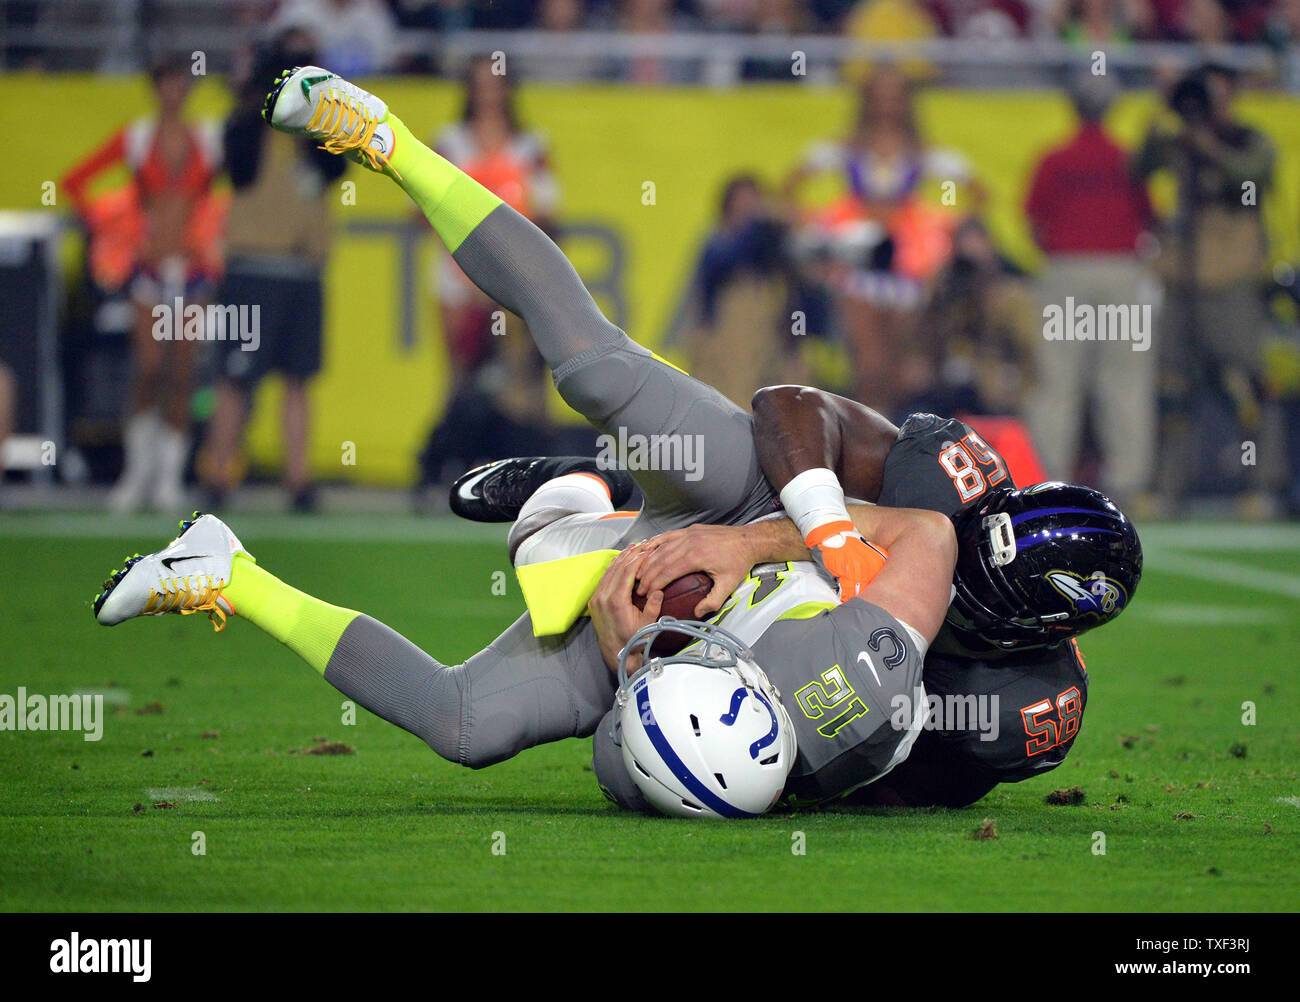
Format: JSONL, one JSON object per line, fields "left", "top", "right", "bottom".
{"left": 449, "top": 457, "right": 635, "bottom": 523}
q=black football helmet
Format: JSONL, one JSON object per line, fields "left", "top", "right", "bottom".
{"left": 947, "top": 482, "right": 1142, "bottom": 650}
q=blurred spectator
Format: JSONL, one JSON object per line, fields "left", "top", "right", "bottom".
{"left": 616, "top": 0, "right": 701, "bottom": 84}
{"left": 1266, "top": 0, "right": 1300, "bottom": 89}
{"left": 536, "top": 0, "right": 589, "bottom": 30}
{"left": 388, "top": 0, "right": 537, "bottom": 30}
{"left": 696, "top": 0, "right": 761, "bottom": 31}
{"left": 416, "top": 56, "right": 561, "bottom": 491}
{"left": 61, "top": 53, "right": 224, "bottom": 512}
{"left": 906, "top": 217, "right": 1038, "bottom": 416}
{"left": 1267, "top": 0, "right": 1300, "bottom": 41}
{"left": 520, "top": 0, "right": 604, "bottom": 79}
{"left": 387, "top": 0, "right": 468, "bottom": 29}
{"left": 1148, "top": 0, "right": 1268, "bottom": 40}
{"left": 926, "top": 0, "right": 1032, "bottom": 38}
{"left": 741, "top": 0, "right": 814, "bottom": 80}
{"left": 1134, "top": 64, "right": 1281, "bottom": 506}
{"left": 671, "top": 175, "right": 807, "bottom": 407}
{"left": 811, "top": 0, "right": 862, "bottom": 28}
{"left": 1057, "top": 0, "right": 1154, "bottom": 42}
{"left": 1169, "top": 0, "right": 1273, "bottom": 41}
{"left": 1179, "top": 0, "right": 1233, "bottom": 39}
{"left": 784, "top": 66, "right": 975, "bottom": 415}
{"left": 270, "top": 0, "right": 399, "bottom": 76}
{"left": 841, "top": 0, "right": 938, "bottom": 84}
{"left": 200, "top": 30, "right": 345, "bottom": 514}
{"left": 1023, "top": 75, "right": 1156, "bottom": 509}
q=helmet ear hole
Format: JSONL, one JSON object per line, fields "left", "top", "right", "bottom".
{"left": 759, "top": 753, "right": 779, "bottom": 767}
{"left": 689, "top": 714, "right": 701, "bottom": 736}
{"left": 714, "top": 772, "right": 728, "bottom": 790}
{"left": 984, "top": 511, "right": 1016, "bottom": 566}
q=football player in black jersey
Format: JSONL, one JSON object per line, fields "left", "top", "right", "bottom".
{"left": 634, "top": 385, "right": 1142, "bottom": 807}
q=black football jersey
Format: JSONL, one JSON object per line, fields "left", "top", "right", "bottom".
{"left": 861, "top": 412, "right": 1090, "bottom": 804}
{"left": 877, "top": 412, "right": 1016, "bottom": 519}
{"left": 844, "top": 641, "right": 1089, "bottom": 806}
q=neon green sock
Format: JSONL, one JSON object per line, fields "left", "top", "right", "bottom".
{"left": 384, "top": 113, "right": 503, "bottom": 252}
{"left": 225, "top": 553, "right": 358, "bottom": 676}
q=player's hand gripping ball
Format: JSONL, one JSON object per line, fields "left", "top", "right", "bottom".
{"left": 631, "top": 572, "right": 714, "bottom": 657}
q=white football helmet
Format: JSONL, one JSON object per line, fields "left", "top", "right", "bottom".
{"left": 613, "top": 618, "right": 798, "bottom": 819}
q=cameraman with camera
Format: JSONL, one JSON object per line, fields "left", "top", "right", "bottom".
{"left": 1134, "top": 64, "right": 1281, "bottom": 511}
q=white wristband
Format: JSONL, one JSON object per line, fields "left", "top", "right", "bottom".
{"left": 779, "top": 467, "right": 851, "bottom": 541}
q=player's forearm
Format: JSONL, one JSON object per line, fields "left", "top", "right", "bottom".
{"left": 752, "top": 385, "right": 897, "bottom": 504}
{"left": 751, "top": 388, "right": 899, "bottom": 599}
{"left": 736, "top": 517, "right": 808, "bottom": 565}
{"left": 742, "top": 505, "right": 900, "bottom": 565}
{"left": 846, "top": 504, "right": 943, "bottom": 555}
{"left": 857, "top": 507, "right": 957, "bottom": 643}
{"left": 752, "top": 385, "right": 842, "bottom": 493}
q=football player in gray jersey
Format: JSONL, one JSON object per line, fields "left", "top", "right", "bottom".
{"left": 94, "top": 70, "right": 957, "bottom": 817}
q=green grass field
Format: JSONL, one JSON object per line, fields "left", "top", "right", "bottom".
{"left": 1, "top": 513, "right": 1297, "bottom": 912}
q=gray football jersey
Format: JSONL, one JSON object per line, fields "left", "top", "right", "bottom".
{"left": 697, "top": 562, "right": 929, "bottom": 805}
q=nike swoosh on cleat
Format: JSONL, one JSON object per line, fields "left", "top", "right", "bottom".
{"left": 161, "top": 555, "right": 212, "bottom": 570}
{"left": 457, "top": 469, "right": 493, "bottom": 502}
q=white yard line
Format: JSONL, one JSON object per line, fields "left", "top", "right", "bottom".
{"left": 1139, "top": 523, "right": 1300, "bottom": 551}
{"left": 144, "top": 787, "right": 218, "bottom": 803}
{"left": 1129, "top": 603, "right": 1286, "bottom": 625}
{"left": 1145, "top": 550, "right": 1300, "bottom": 600}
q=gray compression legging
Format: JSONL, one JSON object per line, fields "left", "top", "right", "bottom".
{"left": 318, "top": 203, "right": 775, "bottom": 787}
{"left": 453, "top": 204, "right": 778, "bottom": 533}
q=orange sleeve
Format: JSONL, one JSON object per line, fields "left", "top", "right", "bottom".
{"left": 62, "top": 128, "right": 128, "bottom": 213}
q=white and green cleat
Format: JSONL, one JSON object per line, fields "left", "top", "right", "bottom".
{"left": 262, "top": 65, "right": 398, "bottom": 175}
{"left": 93, "top": 513, "right": 252, "bottom": 631}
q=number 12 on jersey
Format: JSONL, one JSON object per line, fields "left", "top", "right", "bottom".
{"left": 795, "top": 666, "right": 871, "bottom": 739}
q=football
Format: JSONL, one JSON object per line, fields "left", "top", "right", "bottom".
{"left": 631, "top": 571, "right": 714, "bottom": 658}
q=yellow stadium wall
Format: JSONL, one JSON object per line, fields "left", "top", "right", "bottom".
{"left": 6, "top": 74, "right": 1300, "bottom": 485}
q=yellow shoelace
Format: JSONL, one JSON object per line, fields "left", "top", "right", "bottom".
{"left": 145, "top": 575, "right": 230, "bottom": 633}
{"left": 306, "top": 90, "right": 401, "bottom": 178}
